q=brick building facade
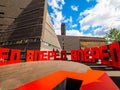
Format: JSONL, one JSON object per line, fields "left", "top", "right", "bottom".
{"left": 57, "top": 35, "right": 106, "bottom": 52}
{"left": 80, "top": 36, "right": 106, "bottom": 49}
{"left": 0, "top": 0, "right": 61, "bottom": 51}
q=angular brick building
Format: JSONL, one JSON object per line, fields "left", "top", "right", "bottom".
{"left": 0, "top": 0, "right": 106, "bottom": 52}
{"left": 0, "top": 0, "right": 61, "bottom": 51}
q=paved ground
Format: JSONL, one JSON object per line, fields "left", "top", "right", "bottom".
{"left": 0, "top": 61, "right": 90, "bottom": 90}
{"left": 0, "top": 61, "right": 119, "bottom": 89}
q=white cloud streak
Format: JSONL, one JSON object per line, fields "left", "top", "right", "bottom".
{"left": 71, "top": 5, "right": 79, "bottom": 11}
{"left": 80, "top": 0, "right": 120, "bottom": 37}
{"left": 86, "top": 0, "right": 90, "bottom": 2}
{"left": 55, "top": 29, "right": 92, "bottom": 36}
{"left": 48, "top": 0, "right": 65, "bottom": 10}
{"left": 48, "top": 0, "right": 65, "bottom": 30}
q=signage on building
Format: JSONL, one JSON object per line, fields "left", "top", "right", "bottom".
{"left": 0, "top": 42, "right": 120, "bottom": 68}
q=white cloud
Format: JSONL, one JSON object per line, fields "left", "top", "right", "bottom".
{"left": 50, "top": 11, "right": 78, "bottom": 34}
{"left": 71, "top": 5, "right": 79, "bottom": 11}
{"left": 69, "top": 16, "right": 72, "bottom": 23}
{"left": 61, "top": 0, "right": 65, "bottom": 5}
{"left": 80, "top": 0, "right": 120, "bottom": 37}
{"left": 86, "top": 0, "right": 90, "bottom": 2}
{"left": 48, "top": 0, "right": 65, "bottom": 10}
{"left": 63, "top": 16, "right": 72, "bottom": 23}
{"left": 63, "top": 16, "right": 78, "bottom": 29}
{"left": 48, "top": 0, "right": 59, "bottom": 9}
{"left": 72, "top": 24, "right": 78, "bottom": 28}
{"left": 55, "top": 29, "right": 92, "bottom": 36}
{"left": 55, "top": 30, "right": 61, "bottom": 35}
{"left": 66, "top": 30, "right": 83, "bottom": 36}
{"left": 66, "top": 30, "right": 92, "bottom": 36}
{"left": 51, "top": 9, "right": 65, "bottom": 30}
{"left": 48, "top": 0, "right": 66, "bottom": 30}
{"left": 94, "top": 27, "right": 109, "bottom": 37}
{"left": 86, "top": 0, "right": 94, "bottom": 2}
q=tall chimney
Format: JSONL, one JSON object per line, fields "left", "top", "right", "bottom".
{"left": 61, "top": 23, "right": 66, "bottom": 35}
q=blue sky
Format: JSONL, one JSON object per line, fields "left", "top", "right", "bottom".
{"left": 47, "top": 0, "right": 120, "bottom": 37}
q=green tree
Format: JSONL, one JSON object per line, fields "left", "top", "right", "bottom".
{"left": 104, "top": 28, "right": 120, "bottom": 43}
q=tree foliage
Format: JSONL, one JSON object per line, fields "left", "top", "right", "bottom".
{"left": 104, "top": 28, "right": 120, "bottom": 43}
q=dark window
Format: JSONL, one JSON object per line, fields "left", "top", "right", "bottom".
{"left": 0, "top": 24, "right": 3, "bottom": 26}
{"left": 0, "top": 5, "right": 6, "bottom": 7}
{"left": 0, "top": 12, "right": 4, "bottom": 15}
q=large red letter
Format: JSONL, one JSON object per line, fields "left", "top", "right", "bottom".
{"left": 61, "top": 50, "right": 67, "bottom": 60}
{"left": 91, "top": 47, "right": 100, "bottom": 63}
{"left": 9, "top": 49, "right": 21, "bottom": 64}
{"left": 41, "top": 51, "right": 48, "bottom": 60}
{"left": 78, "top": 50, "right": 84, "bottom": 62}
{"left": 48, "top": 51, "right": 54, "bottom": 60}
{"left": 99, "top": 45, "right": 110, "bottom": 66}
{"left": 34, "top": 51, "right": 41, "bottom": 61}
{"left": 84, "top": 48, "right": 92, "bottom": 62}
{"left": 54, "top": 50, "right": 61, "bottom": 60}
{"left": 0, "top": 48, "right": 9, "bottom": 66}
{"left": 26, "top": 50, "right": 34, "bottom": 62}
{"left": 109, "top": 42, "right": 120, "bottom": 68}
{"left": 71, "top": 50, "right": 78, "bottom": 61}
